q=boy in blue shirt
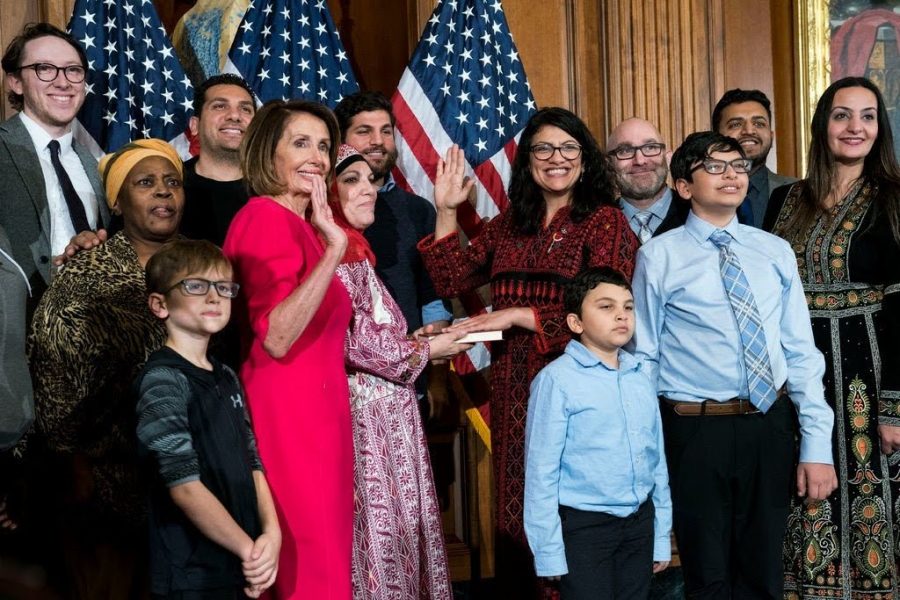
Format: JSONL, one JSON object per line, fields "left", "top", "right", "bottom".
{"left": 136, "top": 240, "right": 281, "bottom": 599}
{"left": 524, "top": 266, "right": 672, "bottom": 600}
{"left": 631, "top": 131, "right": 836, "bottom": 598}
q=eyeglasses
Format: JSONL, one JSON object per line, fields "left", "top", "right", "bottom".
{"left": 609, "top": 142, "right": 665, "bottom": 160}
{"left": 17, "top": 62, "right": 86, "bottom": 83}
{"left": 165, "top": 278, "right": 240, "bottom": 298}
{"left": 690, "top": 158, "right": 753, "bottom": 175}
{"left": 530, "top": 143, "right": 583, "bottom": 161}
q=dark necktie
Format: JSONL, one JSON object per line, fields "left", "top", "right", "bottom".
{"left": 47, "top": 139, "right": 91, "bottom": 234}
{"left": 737, "top": 182, "right": 756, "bottom": 226}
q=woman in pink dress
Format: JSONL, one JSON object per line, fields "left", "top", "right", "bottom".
{"left": 329, "top": 145, "right": 471, "bottom": 599}
{"left": 223, "top": 100, "right": 352, "bottom": 599}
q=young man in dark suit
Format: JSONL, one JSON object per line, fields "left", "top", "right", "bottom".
{"left": 0, "top": 23, "right": 108, "bottom": 305}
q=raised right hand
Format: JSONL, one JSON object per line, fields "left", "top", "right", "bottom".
{"left": 308, "top": 175, "right": 347, "bottom": 253}
{"left": 434, "top": 145, "right": 475, "bottom": 212}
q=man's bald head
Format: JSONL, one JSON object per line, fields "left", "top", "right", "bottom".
{"left": 606, "top": 118, "right": 669, "bottom": 204}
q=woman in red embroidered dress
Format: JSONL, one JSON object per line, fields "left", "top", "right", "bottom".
{"left": 418, "top": 107, "right": 638, "bottom": 598}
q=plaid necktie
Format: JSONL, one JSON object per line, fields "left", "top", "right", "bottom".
{"left": 709, "top": 229, "right": 777, "bottom": 412}
{"left": 634, "top": 211, "right": 653, "bottom": 244}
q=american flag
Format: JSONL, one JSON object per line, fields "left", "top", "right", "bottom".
{"left": 392, "top": 0, "right": 536, "bottom": 447}
{"left": 225, "top": 0, "right": 359, "bottom": 108}
{"left": 392, "top": 0, "right": 536, "bottom": 234}
{"left": 68, "top": 0, "right": 195, "bottom": 157}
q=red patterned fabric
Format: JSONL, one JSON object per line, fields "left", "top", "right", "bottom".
{"left": 337, "top": 259, "right": 451, "bottom": 600}
{"left": 418, "top": 204, "right": 637, "bottom": 595}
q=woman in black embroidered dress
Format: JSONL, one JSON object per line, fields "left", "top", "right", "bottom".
{"left": 765, "top": 77, "right": 900, "bottom": 600}
{"left": 418, "top": 107, "right": 638, "bottom": 598}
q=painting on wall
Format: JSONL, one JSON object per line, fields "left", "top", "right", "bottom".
{"left": 797, "top": 1, "right": 900, "bottom": 169}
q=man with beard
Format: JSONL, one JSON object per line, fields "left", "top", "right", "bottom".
{"left": 180, "top": 73, "right": 255, "bottom": 246}
{"left": 713, "top": 89, "right": 796, "bottom": 228}
{"left": 334, "top": 91, "right": 451, "bottom": 339}
{"left": 607, "top": 118, "right": 688, "bottom": 243}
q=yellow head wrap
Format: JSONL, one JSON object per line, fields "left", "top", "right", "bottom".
{"left": 98, "top": 138, "right": 183, "bottom": 209}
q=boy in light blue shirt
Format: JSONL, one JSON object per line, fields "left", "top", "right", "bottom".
{"left": 524, "top": 266, "right": 672, "bottom": 600}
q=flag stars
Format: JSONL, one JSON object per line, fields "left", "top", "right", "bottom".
{"left": 103, "top": 40, "right": 117, "bottom": 54}
{"left": 336, "top": 48, "right": 347, "bottom": 61}
{"left": 141, "top": 15, "right": 151, "bottom": 28}
{"left": 280, "top": 73, "right": 291, "bottom": 86}
{"left": 123, "top": 2, "right": 134, "bottom": 16}
{"left": 161, "top": 89, "right": 173, "bottom": 103}
{"left": 162, "top": 67, "right": 173, "bottom": 81}
{"left": 239, "top": 42, "right": 252, "bottom": 55}
{"left": 455, "top": 111, "right": 469, "bottom": 125}
{"left": 299, "top": 57, "right": 310, "bottom": 71}
{"left": 181, "top": 75, "right": 193, "bottom": 89}
{"left": 160, "top": 46, "right": 173, "bottom": 59}
{"left": 80, "top": 34, "right": 95, "bottom": 50}
{"left": 441, "top": 82, "right": 452, "bottom": 97}
{"left": 103, "top": 110, "right": 117, "bottom": 124}
{"left": 140, "top": 79, "right": 154, "bottom": 95}
{"left": 280, "top": 30, "right": 291, "bottom": 42}
{"left": 80, "top": 11, "right": 95, "bottom": 25}
{"left": 298, "top": 14, "right": 310, "bottom": 27}
{"left": 241, "top": 20, "right": 253, "bottom": 33}
{"left": 104, "top": 17, "right": 116, "bottom": 31}
{"left": 258, "top": 68, "right": 270, "bottom": 81}
{"left": 457, "top": 89, "right": 470, "bottom": 104}
{"left": 123, "top": 24, "right": 135, "bottom": 38}
{"left": 281, "top": 51, "right": 291, "bottom": 64}
{"left": 460, "top": 70, "right": 471, "bottom": 83}
{"left": 161, "top": 111, "right": 174, "bottom": 125}
{"left": 103, "top": 87, "right": 117, "bottom": 101}
{"left": 475, "top": 139, "right": 487, "bottom": 152}
{"left": 317, "top": 65, "right": 328, "bottom": 79}
{"left": 142, "top": 57, "right": 155, "bottom": 72}
{"left": 478, "top": 73, "right": 490, "bottom": 87}
{"left": 261, "top": 25, "right": 271, "bottom": 37}
{"left": 442, "top": 63, "right": 453, "bottom": 76}
{"left": 424, "top": 54, "right": 436, "bottom": 67}
{"left": 476, "top": 116, "right": 488, "bottom": 130}
{"left": 426, "top": 32, "right": 438, "bottom": 46}
{"left": 261, "top": 47, "right": 271, "bottom": 58}
{"left": 337, "top": 72, "right": 349, "bottom": 84}
{"left": 444, "top": 40, "right": 454, "bottom": 54}
{"left": 316, "top": 22, "right": 327, "bottom": 35}
{"left": 461, "top": 47, "right": 473, "bottom": 61}
{"left": 507, "top": 49, "right": 520, "bottom": 63}
{"left": 316, "top": 44, "right": 328, "bottom": 57}
{"left": 103, "top": 63, "right": 117, "bottom": 77}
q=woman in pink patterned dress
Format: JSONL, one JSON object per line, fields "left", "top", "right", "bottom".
{"left": 329, "top": 145, "right": 471, "bottom": 599}
{"left": 223, "top": 101, "right": 352, "bottom": 599}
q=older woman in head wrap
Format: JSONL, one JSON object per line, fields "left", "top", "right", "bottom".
{"left": 29, "top": 138, "right": 183, "bottom": 598}
{"left": 329, "top": 145, "right": 470, "bottom": 599}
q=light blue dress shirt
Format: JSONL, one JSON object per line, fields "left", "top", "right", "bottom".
{"left": 524, "top": 340, "right": 673, "bottom": 576}
{"left": 631, "top": 211, "right": 833, "bottom": 464}
{"left": 620, "top": 188, "right": 673, "bottom": 239}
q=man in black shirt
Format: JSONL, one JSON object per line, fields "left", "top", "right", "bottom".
{"left": 180, "top": 74, "right": 255, "bottom": 246}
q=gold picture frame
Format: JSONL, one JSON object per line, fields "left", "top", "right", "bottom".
{"left": 794, "top": 0, "right": 831, "bottom": 175}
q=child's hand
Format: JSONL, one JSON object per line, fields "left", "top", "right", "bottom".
{"left": 242, "top": 531, "right": 280, "bottom": 596}
{"left": 652, "top": 560, "right": 669, "bottom": 574}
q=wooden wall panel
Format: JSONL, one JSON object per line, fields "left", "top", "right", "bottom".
{"left": 599, "top": 0, "right": 725, "bottom": 150}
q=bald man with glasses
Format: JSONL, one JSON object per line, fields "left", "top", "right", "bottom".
{"left": 607, "top": 118, "right": 688, "bottom": 244}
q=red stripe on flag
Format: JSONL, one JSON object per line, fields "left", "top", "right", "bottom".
{"left": 505, "top": 137, "right": 517, "bottom": 165}
{"left": 472, "top": 159, "right": 509, "bottom": 213}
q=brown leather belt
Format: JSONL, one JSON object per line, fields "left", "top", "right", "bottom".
{"left": 662, "top": 387, "right": 786, "bottom": 416}
{"left": 663, "top": 398, "right": 759, "bottom": 416}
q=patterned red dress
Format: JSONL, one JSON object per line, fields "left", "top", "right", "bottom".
{"left": 336, "top": 259, "right": 451, "bottom": 600}
{"left": 418, "top": 204, "right": 637, "bottom": 595}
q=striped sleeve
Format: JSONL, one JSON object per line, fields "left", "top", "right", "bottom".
{"left": 136, "top": 367, "right": 200, "bottom": 487}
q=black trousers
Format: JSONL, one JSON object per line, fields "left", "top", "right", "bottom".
{"left": 661, "top": 395, "right": 796, "bottom": 600}
{"left": 559, "top": 501, "right": 655, "bottom": 600}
